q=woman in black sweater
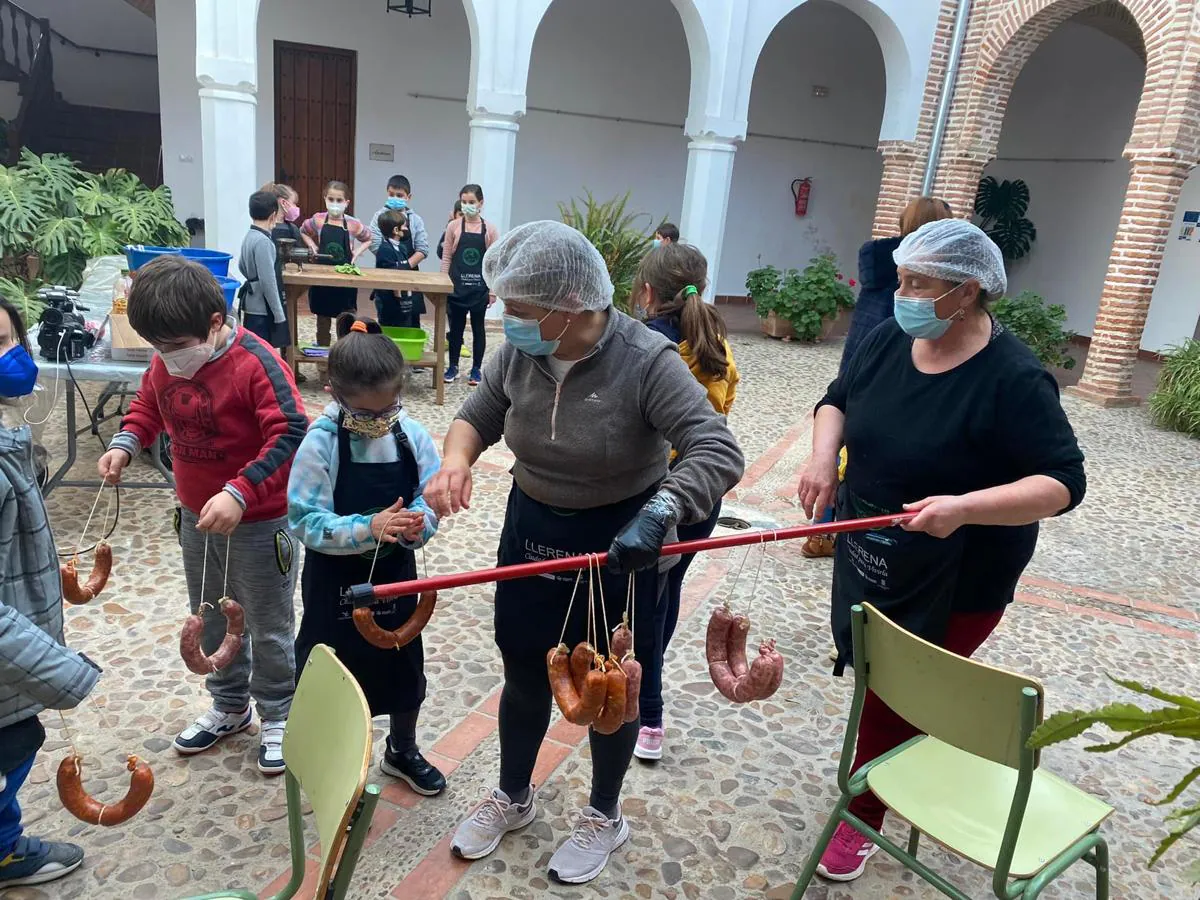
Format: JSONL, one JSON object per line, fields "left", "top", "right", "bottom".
{"left": 797, "top": 219, "right": 1086, "bottom": 883}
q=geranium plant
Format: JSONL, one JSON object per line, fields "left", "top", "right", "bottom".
{"left": 768, "top": 256, "right": 856, "bottom": 342}
{"left": 991, "top": 290, "right": 1076, "bottom": 369}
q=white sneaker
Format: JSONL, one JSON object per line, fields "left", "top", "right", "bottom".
{"left": 257, "top": 719, "right": 286, "bottom": 775}
{"left": 547, "top": 805, "right": 630, "bottom": 884}
{"left": 450, "top": 787, "right": 537, "bottom": 860}
{"left": 173, "top": 706, "right": 252, "bottom": 755}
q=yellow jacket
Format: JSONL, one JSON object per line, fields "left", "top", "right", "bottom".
{"left": 679, "top": 337, "right": 739, "bottom": 415}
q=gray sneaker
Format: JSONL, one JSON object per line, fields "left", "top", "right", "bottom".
{"left": 450, "top": 787, "right": 537, "bottom": 860}
{"left": 548, "top": 805, "right": 630, "bottom": 884}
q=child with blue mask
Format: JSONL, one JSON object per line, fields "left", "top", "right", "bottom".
{"left": 0, "top": 298, "right": 101, "bottom": 889}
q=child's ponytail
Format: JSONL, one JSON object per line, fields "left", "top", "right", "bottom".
{"left": 634, "top": 243, "right": 729, "bottom": 379}
{"left": 328, "top": 314, "right": 405, "bottom": 398}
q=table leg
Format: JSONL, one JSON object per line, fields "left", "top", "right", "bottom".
{"left": 433, "top": 295, "right": 446, "bottom": 406}
{"left": 42, "top": 384, "right": 78, "bottom": 497}
{"left": 287, "top": 286, "right": 304, "bottom": 379}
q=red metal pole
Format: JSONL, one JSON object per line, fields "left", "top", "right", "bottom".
{"left": 365, "top": 512, "right": 915, "bottom": 601}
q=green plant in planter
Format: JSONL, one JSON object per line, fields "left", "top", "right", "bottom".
{"left": 0, "top": 149, "right": 188, "bottom": 324}
{"left": 1029, "top": 676, "right": 1200, "bottom": 883}
{"left": 1149, "top": 339, "right": 1200, "bottom": 438}
{"left": 559, "top": 190, "right": 662, "bottom": 313}
{"left": 745, "top": 265, "right": 783, "bottom": 319}
{"left": 991, "top": 290, "right": 1076, "bottom": 369}
{"left": 777, "top": 256, "right": 855, "bottom": 342}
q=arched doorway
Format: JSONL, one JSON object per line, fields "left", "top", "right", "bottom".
{"left": 722, "top": 0, "right": 887, "bottom": 298}
{"left": 514, "top": 0, "right": 692, "bottom": 232}
{"left": 980, "top": 2, "right": 1146, "bottom": 351}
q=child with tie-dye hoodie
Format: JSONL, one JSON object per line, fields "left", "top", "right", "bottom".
{"left": 286, "top": 313, "right": 445, "bottom": 796}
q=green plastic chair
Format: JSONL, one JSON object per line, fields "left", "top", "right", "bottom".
{"left": 788, "top": 603, "right": 1112, "bottom": 899}
{"left": 181, "top": 644, "right": 381, "bottom": 900}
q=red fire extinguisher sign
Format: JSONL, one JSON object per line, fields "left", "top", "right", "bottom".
{"left": 791, "top": 178, "right": 811, "bottom": 217}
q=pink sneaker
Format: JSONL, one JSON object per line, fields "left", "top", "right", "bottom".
{"left": 633, "top": 726, "right": 664, "bottom": 761}
{"left": 816, "top": 821, "right": 878, "bottom": 881}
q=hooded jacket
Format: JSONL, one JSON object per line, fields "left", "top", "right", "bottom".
{"left": 839, "top": 235, "right": 902, "bottom": 376}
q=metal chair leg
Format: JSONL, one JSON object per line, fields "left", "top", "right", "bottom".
{"left": 907, "top": 826, "right": 920, "bottom": 858}
{"left": 789, "top": 797, "right": 849, "bottom": 899}
{"left": 1093, "top": 837, "right": 1109, "bottom": 900}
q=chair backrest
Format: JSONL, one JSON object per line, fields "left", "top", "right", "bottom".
{"left": 283, "top": 644, "right": 373, "bottom": 894}
{"left": 856, "top": 604, "right": 1043, "bottom": 768}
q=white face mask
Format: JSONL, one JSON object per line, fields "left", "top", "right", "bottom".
{"left": 326, "top": 201, "right": 347, "bottom": 216}
{"left": 160, "top": 339, "right": 214, "bottom": 379}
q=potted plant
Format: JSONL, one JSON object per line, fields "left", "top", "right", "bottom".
{"left": 559, "top": 190, "right": 662, "bottom": 313}
{"left": 1148, "top": 338, "right": 1200, "bottom": 438}
{"left": 976, "top": 175, "right": 1037, "bottom": 261}
{"left": 748, "top": 255, "right": 855, "bottom": 342}
{"left": 745, "top": 265, "right": 790, "bottom": 337}
{"left": 990, "top": 290, "right": 1076, "bottom": 370}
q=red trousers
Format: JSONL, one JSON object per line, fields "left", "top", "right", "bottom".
{"left": 847, "top": 608, "right": 1006, "bottom": 830}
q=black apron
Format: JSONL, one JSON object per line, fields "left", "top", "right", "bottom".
{"left": 493, "top": 482, "right": 661, "bottom": 665}
{"left": 372, "top": 236, "right": 417, "bottom": 326}
{"left": 448, "top": 219, "right": 490, "bottom": 311}
{"left": 294, "top": 416, "right": 426, "bottom": 714}
{"left": 830, "top": 483, "right": 965, "bottom": 675}
{"left": 308, "top": 218, "right": 358, "bottom": 318}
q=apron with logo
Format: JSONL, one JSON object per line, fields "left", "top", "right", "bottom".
{"left": 448, "top": 219, "right": 490, "bottom": 311}
{"left": 308, "top": 217, "right": 358, "bottom": 318}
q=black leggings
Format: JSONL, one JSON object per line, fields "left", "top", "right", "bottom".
{"left": 496, "top": 574, "right": 664, "bottom": 815}
{"left": 448, "top": 301, "right": 486, "bottom": 370}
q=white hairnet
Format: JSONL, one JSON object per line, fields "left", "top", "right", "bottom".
{"left": 483, "top": 220, "right": 614, "bottom": 312}
{"left": 893, "top": 219, "right": 1008, "bottom": 296}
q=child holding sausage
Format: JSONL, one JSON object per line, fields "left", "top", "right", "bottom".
{"left": 287, "top": 313, "right": 446, "bottom": 795}
{"left": 98, "top": 256, "right": 308, "bottom": 777}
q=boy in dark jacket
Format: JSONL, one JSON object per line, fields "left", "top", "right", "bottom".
{"left": 372, "top": 210, "right": 418, "bottom": 327}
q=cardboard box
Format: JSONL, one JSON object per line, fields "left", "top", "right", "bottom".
{"left": 109, "top": 313, "right": 155, "bottom": 362}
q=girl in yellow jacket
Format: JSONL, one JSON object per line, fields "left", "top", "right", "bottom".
{"left": 631, "top": 241, "right": 739, "bottom": 762}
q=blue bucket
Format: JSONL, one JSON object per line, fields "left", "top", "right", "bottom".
{"left": 125, "top": 245, "right": 182, "bottom": 271}
{"left": 181, "top": 247, "right": 233, "bottom": 278}
{"left": 217, "top": 276, "right": 239, "bottom": 312}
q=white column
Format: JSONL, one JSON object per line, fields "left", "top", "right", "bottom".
{"left": 198, "top": 87, "right": 257, "bottom": 263}
{"left": 466, "top": 112, "right": 520, "bottom": 234}
{"left": 679, "top": 135, "right": 738, "bottom": 302}
{"left": 195, "top": 0, "right": 259, "bottom": 270}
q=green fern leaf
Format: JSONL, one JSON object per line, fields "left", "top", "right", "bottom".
{"left": 1149, "top": 806, "right": 1200, "bottom": 868}
{"left": 81, "top": 220, "right": 125, "bottom": 258}
{"left": 41, "top": 251, "right": 87, "bottom": 289}
{"left": 1153, "top": 764, "right": 1200, "bottom": 807}
{"left": 1085, "top": 716, "right": 1200, "bottom": 753}
{"left": 1107, "top": 675, "right": 1200, "bottom": 711}
{"left": 111, "top": 199, "right": 160, "bottom": 244}
{"left": 1027, "top": 702, "right": 1195, "bottom": 748}
{"left": 0, "top": 165, "right": 50, "bottom": 247}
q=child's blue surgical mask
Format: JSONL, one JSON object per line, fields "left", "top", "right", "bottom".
{"left": 502, "top": 311, "right": 567, "bottom": 356}
{"left": 386, "top": 197, "right": 409, "bottom": 211}
{"left": 0, "top": 345, "right": 38, "bottom": 397}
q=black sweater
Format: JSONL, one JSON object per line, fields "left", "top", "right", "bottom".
{"left": 818, "top": 318, "right": 1086, "bottom": 611}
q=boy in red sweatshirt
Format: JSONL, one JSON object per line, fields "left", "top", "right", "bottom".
{"left": 98, "top": 256, "right": 308, "bottom": 776}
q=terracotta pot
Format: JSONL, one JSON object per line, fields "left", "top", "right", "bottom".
{"left": 819, "top": 307, "right": 851, "bottom": 341}
{"left": 759, "top": 311, "right": 794, "bottom": 340}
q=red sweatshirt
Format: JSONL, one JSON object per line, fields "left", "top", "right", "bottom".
{"left": 112, "top": 328, "right": 307, "bottom": 521}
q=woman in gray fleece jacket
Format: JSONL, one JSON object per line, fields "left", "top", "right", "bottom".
{"left": 428, "top": 221, "right": 744, "bottom": 885}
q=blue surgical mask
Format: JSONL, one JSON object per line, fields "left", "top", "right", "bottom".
{"left": 893, "top": 284, "right": 964, "bottom": 340}
{"left": 651, "top": 239, "right": 662, "bottom": 249}
{"left": 0, "top": 345, "right": 38, "bottom": 397}
{"left": 502, "top": 311, "right": 566, "bottom": 356}
{"left": 385, "top": 197, "right": 408, "bottom": 211}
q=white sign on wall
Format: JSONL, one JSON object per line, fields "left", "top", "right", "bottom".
{"left": 1177, "top": 210, "right": 1199, "bottom": 241}
{"left": 369, "top": 143, "right": 395, "bottom": 162}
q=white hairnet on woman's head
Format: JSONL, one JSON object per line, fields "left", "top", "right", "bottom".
{"left": 483, "top": 220, "right": 614, "bottom": 312}
{"left": 893, "top": 219, "right": 1008, "bottom": 296}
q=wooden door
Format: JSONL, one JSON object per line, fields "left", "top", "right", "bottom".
{"left": 274, "top": 42, "right": 357, "bottom": 220}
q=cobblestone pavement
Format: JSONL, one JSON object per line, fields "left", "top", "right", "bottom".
{"left": 7, "top": 322, "right": 1198, "bottom": 899}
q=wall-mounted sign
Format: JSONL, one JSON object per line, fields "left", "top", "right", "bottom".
{"left": 1178, "top": 210, "right": 1199, "bottom": 241}
{"left": 369, "top": 143, "right": 395, "bottom": 162}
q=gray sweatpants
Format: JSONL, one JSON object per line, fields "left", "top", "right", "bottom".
{"left": 178, "top": 508, "right": 298, "bottom": 721}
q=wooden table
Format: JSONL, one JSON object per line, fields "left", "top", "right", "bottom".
{"left": 282, "top": 267, "right": 454, "bottom": 405}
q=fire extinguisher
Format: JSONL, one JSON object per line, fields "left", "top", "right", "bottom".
{"left": 791, "top": 178, "right": 812, "bottom": 217}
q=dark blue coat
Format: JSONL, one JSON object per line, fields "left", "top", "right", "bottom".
{"left": 838, "top": 235, "right": 902, "bottom": 376}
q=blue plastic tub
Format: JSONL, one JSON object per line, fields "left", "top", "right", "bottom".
{"left": 125, "top": 245, "right": 182, "bottom": 270}
{"left": 181, "top": 247, "right": 233, "bottom": 277}
{"left": 217, "top": 276, "right": 239, "bottom": 312}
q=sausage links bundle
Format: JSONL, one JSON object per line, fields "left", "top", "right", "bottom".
{"left": 180, "top": 597, "right": 245, "bottom": 675}
{"left": 706, "top": 604, "right": 785, "bottom": 703}
{"left": 57, "top": 753, "right": 154, "bottom": 826}
{"left": 352, "top": 589, "right": 438, "bottom": 650}
{"left": 61, "top": 542, "right": 113, "bottom": 605}
{"left": 611, "top": 619, "right": 641, "bottom": 724}
{"left": 548, "top": 642, "right": 606, "bottom": 726}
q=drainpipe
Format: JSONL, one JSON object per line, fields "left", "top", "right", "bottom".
{"left": 922, "top": 0, "right": 973, "bottom": 195}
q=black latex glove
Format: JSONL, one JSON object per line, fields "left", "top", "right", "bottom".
{"left": 607, "top": 491, "right": 681, "bottom": 574}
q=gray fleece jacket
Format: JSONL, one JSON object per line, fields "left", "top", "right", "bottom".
{"left": 456, "top": 309, "right": 744, "bottom": 522}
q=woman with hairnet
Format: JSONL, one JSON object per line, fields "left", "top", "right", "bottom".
{"left": 426, "top": 221, "right": 743, "bottom": 884}
{"left": 795, "top": 219, "right": 1085, "bottom": 884}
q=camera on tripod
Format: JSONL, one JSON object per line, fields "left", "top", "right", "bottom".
{"left": 37, "top": 286, "right": 94, "bottom": 362}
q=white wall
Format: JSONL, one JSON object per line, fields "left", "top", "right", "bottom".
{"left": 721, "top": 0, "right": 885, "bottom": 295}
{"left": 513, "top": 0, "right": 691, "bottom": 232}
{"left": 1145, "top": 170, "right": 1200, "bottom": 350}
{"left": 157, "top": 0, "right": 203, "bottom": 220}
{"left": 18, "top": 0, "right": 159, "bottom": 112}
{"left": 984, "top": 22, "right": 1144, "bottom": 339}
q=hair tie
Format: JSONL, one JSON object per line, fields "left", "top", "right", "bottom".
{"left": 682, "top": 285, "right": 699, "bottom": 298}
{"left": 350, "top": 321, "right": 368, "bottom": 334}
